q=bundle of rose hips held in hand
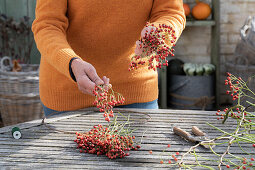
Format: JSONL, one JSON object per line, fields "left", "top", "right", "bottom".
{"left": 93, "top": 85, "right": 125, "bottom": 122}
{"left": 130, "top": 22, "right": 177, "bottom": 71}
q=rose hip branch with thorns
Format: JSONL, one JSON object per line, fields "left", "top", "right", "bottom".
{"left": 93, "top": 84, "right": 125, "bottom": 122}
{"left": 129, "top": 22, "right": 177, "bottom": 71}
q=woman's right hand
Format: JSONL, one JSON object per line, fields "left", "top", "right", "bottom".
{"left": 71, "top": 59, "right": 110, "bottom": 95}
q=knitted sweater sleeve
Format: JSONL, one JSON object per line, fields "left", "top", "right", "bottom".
{"left": 149, "top": 0, "right": 186, "bottom": 40}
{"left": 32, "top": 0, "right": 81, "bottom": 80}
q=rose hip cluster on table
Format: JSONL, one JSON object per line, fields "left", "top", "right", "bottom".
{"left": 74, "top": 124, "right": 141, "bottom": 159}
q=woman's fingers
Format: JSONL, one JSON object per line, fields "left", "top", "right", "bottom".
{"left": 102, "top": 76, "right": 111, "bottom": 91}
{"left": 84, "top": 63, "right": 104, "bottom": 86}
{"left": 71, "top": 59, "right": 106, "bottom": 95}
{"left": 76, "top": 75, "right": 96, "bottom": 95}
{"left": 141, "top": 25, "right": 156, "bottom": 38}
{"left": 135, "top": 40, "right": 143, "bottom": 55}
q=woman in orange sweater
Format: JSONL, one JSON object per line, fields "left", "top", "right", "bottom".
{"left": 32, "top": 0, "right": 186, "bottom": 117}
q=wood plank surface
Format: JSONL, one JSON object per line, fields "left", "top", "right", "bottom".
{"left": 0, "top": 108, "right": 254, "bottom": 169}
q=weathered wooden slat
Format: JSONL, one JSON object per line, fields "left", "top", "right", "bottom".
{"left": 0, "top": 163, "right": 157, "bottom": 170}
{"left": 0, "top": 153, "right": 232, "bottom": 166}
{"left": 40, "top": 122, "right": 235, "bottom": 130}
{"left": 0, "top": 133, "right": 245, "bottom": 147}
{"left": 3, "top": 131, "right": 237, "bottom": 142}
{"left": 0, "top": 145, "right": 251, "bottom": 158}
{"left": 49, "top": 120, "right": 236, "bottom": 129}
{"left": 0, "top": 140, "right": 251, "bottom": 155}
{"left": 0, "top": 161, "right": 196, "bottom": 170}
{"left": 20, "top": 123, "right": 237, "bottom": 133}
{"left": 0, "top": 143, "right": 250, "bottom": 157}
{"left": 0, "top": 152, "right": 218, "bottom": 161}
{"left": 0, "top": 153, "right": 244, "bottom": 170}
{"left": 0, "top": 125, "right": 241, "bottom": 136}
{"left": 0, "top": 141, "right": 251, "bottom": 154}
{"left": 81, "top": 108, "right": 219, "bottom": 115}
{"left": 0, "top": 126, "right": 240, "bottom": 139}
{"left": 75, "top": 110, "right": 219, "bottom": 117}
{"left": 1, "top": 131, "right": 247, "bottom": 141}
{"left": 65, "top": 113, "right": 236, "bottom": 122}
{"left": 0, "top": 150, "right": 249, "bottom": 170}
{"left": 58, "top": 116, "right": 233, "bottom": 123}
{"left": 0, "top": 124, "right": 251, "bottom": 146}
{"left": 44, "top": 113, "right": 236, "bottom": 124}
{"left": 62, "top": 113, "right": 227, "bottom": 118}
{"left": 0, "top": 157, "right": 181, "bottom": 168}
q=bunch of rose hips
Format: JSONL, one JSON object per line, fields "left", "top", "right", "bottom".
{"left": 215, "top": 73, "right": 255, "bottom": 122}
{"left": 74, "top": 124, "right": 140, "bottom": 159}
{"left": 216, "top": 73, "right": 255, "bottom": 157}
{"left": 93, "top": 85, "right": 125, "bottom": 122}
{"left": 224, "top": 72, "right": 242, "bottom": 101}
{"left": 129, "top": 22, "right": 176, "bottom": 71}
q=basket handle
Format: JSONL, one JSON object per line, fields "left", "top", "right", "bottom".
{"left": 240, "top": 16, "right": 252, "bottom": 40}
{"left": 0, "top": 56, "right": 12, "bottom": 71}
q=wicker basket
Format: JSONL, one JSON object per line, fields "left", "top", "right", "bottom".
{"left": 0, "top": 56, "right": 42, "bottom": 126}
{"left": 0, "top": 76, "right": 39, "bottom": 95}
{"left": 0, "top": 93, "right": 43, "bottom": 126}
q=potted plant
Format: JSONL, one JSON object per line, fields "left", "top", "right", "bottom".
{"left": 167, "top": 58, "right": 215, "bottom": 110}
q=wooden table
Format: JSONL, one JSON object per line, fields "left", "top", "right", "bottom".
{"left": 0, "top": 108, "right": 253, "bottom": 169}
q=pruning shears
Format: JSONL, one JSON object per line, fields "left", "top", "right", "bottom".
{"left": 173, "top": 126, "right": 215, "bottom": 149}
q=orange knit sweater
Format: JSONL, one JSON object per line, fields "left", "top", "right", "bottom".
{"left": 32, "top": 0, "right": 185, "bottom": 111}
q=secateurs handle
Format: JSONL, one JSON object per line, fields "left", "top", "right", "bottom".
{"left": 173, "top": 127, "right": 197, "bottom": 143}
{"left": 192, "top": 126, "right": 206, "bottom": 136}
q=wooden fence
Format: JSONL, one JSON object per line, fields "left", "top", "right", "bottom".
{"left": 0, "top": 0, "right": 40, "bottom": 64}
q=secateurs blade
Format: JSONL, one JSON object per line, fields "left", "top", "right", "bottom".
{"left": 173, "top": 126, "right": 215, "bottom": 149}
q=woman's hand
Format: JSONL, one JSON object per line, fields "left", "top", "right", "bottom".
{"left": 71, "top": 59, "right": 110, "bottom": 95}
{"left": 135, "top": 25, "right": 156, "bottom": 56}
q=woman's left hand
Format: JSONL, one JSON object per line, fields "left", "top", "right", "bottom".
{"left": 135, "top": 25, "right": 156, "bottom": 56}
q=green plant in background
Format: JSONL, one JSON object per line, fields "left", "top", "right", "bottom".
{"left": 0, "top": 14, "right": 32, "bottom": 64}
{"left": 183, "top": 63, "right": 215, "bottom": 76}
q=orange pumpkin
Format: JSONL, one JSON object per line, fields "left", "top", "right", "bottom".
{"left": 192, "top": 1, "right": 211, "bottom": 20}
{"left": 183, "top": 3, "right": 191, "bottom": 16}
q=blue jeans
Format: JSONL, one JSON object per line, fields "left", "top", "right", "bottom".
{"left": 42, "top": 99, "right": 158, "bottom": 117}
